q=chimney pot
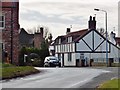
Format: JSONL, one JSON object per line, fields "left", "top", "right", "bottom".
{"left": 88, "top": 16, "right": 96, "bottom": 30}
{"left": 40, "top": 27, "right": 43, "bottom": 35}
{"left": 93, "top": 17, "right": 96, "bottom": 21}
{"left": 90, "top": 16, "right": 92, "bottom": 21}
{"left": 66, "top": 28, "right": 70, "bottom": 34}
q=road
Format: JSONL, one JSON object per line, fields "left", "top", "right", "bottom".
{"left": 1, "top": 67, "right": 118, "bottom": 89}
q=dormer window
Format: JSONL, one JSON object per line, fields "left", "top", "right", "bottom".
{"left": 0, "top": 15, "right": 5, "bottom": 29}
{"left": 58, "top": 38, "right": 61, "bottom": 44}
{"left": 67, "top": 37, "right": 72, "bottom": 43}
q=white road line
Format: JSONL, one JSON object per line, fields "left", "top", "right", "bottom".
{"left": 111, "top": 77, "right": 117, "bottom": 80}
{"left": 68, "top": 78, "right": 92, "bottom": 88}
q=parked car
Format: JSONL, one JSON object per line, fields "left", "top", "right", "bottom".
{"left": 44, "top": 56, "right": 61, "bottom": 67}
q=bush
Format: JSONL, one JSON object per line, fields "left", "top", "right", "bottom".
{"left": 19, "top": 45, "right": 50, "bottom": 66}
{"left": 31, "top": 59, "right": 43, "bottom": 67}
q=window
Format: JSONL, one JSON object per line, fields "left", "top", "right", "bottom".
{"left": 71, "top": 43, "right": 73, "bottom": 52}
{"left": 68, "top": 53, "right": 72, "bottom": 62}
{"left": 60, "top": 45, "right": 62, "bottom": 52}
{"left": 69, "top": 44, "right": 71, "bottom": 52}
{"left": 72, "top": 43, "right": 75, "bottom": 52}
{"left": 80, "top": 53, "right": 84, "bottom": 59}
{"left": 61, "top": 45, "right": 63, "bottom": 52}
{"left": 67, "top": 37, "right": 72, "bottom": 43}
{"left": 66, "top": 44, "right": 68, "bottom": 52}
{"left": 63, "top": 45, "right": 65, "bottom": 52}
{"left": 58, "top": 45, "right": 59, "bottom": 52}
{"left": 55, "top": 46, "right": 58, "bottom": 52}
{"left": 62, "top": 45, "right": 64, "bottom": 52}
{"left": 0, "top": 15, "right": 5, "bottom": 29}
{"left": 58, "top": 39, "right": 61, "bottom": 44}
{"left": 58, "top": 53, "right": 61, "bottom": 60}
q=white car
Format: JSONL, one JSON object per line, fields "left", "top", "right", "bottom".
{"left": 44, "top": 56, "right": 61, "bottom": 67}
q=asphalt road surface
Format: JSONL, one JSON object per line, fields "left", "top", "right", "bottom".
{"left": 1, "top": 67, "right": 119, "bottom": 89}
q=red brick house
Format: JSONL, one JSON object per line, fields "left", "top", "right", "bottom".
{"left": 19, "top": 28, "right": 34, "bottom": 48}
{"left": 0, "top": 1, "right": 19, "bottom": 64}
{"left": 19, "top": 27, "right": 44, "bottom": 49}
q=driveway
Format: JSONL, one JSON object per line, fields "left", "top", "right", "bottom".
{"left": 1, "top": 67, "right": 119, "bottom": 89}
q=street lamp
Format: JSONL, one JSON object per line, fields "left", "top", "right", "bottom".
{"left": 94, "top": 8, "right": 108, "bottom": 67}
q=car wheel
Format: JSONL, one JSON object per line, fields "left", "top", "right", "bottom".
{"left": 44, "top": 63, "right": 50, "bottom": 67}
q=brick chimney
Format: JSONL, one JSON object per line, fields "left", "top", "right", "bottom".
{"left": 88, "top": 16, "right": 96, "bottom": 30}
{"left": 40, "top": 27, "right": 43, "bottom": 36}
{"left": 66, "top": 28, "right": 71, "bottom": 34}
{"left": 34, "top": 27, "right": 45, "bottom": 49}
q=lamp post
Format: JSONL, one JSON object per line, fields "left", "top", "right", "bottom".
{"left": 94, "top": 8, "right": 108, "bottom": 67}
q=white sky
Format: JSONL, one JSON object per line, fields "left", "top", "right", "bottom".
{"left": 19, "top": 0, "right": 119, "bottom": 39}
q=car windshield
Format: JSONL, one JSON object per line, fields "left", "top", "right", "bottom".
{"left": 49, "top": 58, "right": 58, "bottom": 60}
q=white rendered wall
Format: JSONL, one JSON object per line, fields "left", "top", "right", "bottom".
{"left": 118, "top": 1, "right": 120, "bottom": 36}
{"left": 64, "top": 53, "right": 76, "bottom": 66}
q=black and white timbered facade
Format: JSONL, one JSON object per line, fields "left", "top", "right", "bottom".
{"left": 50, "top": 16, "right": 120, "bottom": 66}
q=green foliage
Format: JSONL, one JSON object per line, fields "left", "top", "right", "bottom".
{"left": 31, "top": 59, "right": 42, "bottom": 67}
{"left": 2, "top": 63, "right": 15, "bottom": 68}
{"left": 1, "top": 66, "right": 39, "bottom": 80}
{"left": 41, "top": 41, "right": 49, "bottom": 50}
{"left": 19, "top": 41, "right": 50, "bottom": 66}
{"left": 98, "top": 79, "right": 120, "bottom": 89}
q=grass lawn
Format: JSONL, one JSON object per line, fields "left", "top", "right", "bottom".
{"left": 0, "top": 63, "right": 40, "bottom": 80}
{"left": 98, "top": 79, "right": 120, "bottom": 89}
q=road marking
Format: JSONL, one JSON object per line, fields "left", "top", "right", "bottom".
{"left": 111, "top": 77, "right": 117, "bottom": 80}
{"left": 68, "top": 78, "right": 92, "bottom": 88}
{"left": 102, "top": 71, "right": 111, "bottom": 73}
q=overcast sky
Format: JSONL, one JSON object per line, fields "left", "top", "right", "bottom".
{"left": 19, "top": 0, "right": 119, "bottom": 39}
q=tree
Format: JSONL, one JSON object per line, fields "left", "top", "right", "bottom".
{"left": 97, "top": 28, "right": 110, "bottom": 39}
{"left": 33, "top": 25, "right": 53, "bottom": 44}
{"left": 19, "top": 25, "right": 53, "bottom": 66}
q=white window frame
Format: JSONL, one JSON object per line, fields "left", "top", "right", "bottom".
{"left": 68, "top": 37, "right": 72, "bottom": 43}
{"left": 72, "top": 43, "right": 75, "bottom": 52}
{"left": 55, "top": 46, "right": 58, "bottom": 52}
{"left": 58, "top": 38, "right": 61, "bottom": 44}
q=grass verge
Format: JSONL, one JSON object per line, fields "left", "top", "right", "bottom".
{"left": 0, "top": 63, "right": 40, "bottom": 80}
{"left": 97, "top": 79, "right": 120, "bottom": 89}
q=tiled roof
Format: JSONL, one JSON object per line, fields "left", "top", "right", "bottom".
{"left": 55, "top": 29, "right": 88, "bottom": 44}
{"left": 66, "top": 29, "right": 88, "bottom": 37}
{"left": 54, "top": 29, "right": 120, "bottom": 50}
{"left": 19, "top": 28, "right": 34, "bottom": 46}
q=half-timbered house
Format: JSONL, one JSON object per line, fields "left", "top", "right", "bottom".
{"left": 51, "top": 16, "right": 120, "bottom": 67}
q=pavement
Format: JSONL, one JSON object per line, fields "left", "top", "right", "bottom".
{"left": 1, "top": 67, "right": 119, "bottom": 89}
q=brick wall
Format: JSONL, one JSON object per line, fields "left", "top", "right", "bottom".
{"left": 34, "top": 32, "right": 44, "bottom": 49}
{"left": 2, "top": 1, "right": 19, "bottom": 65}
{"left": 34, "top": 27, "right": 44, "bottom": 49}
